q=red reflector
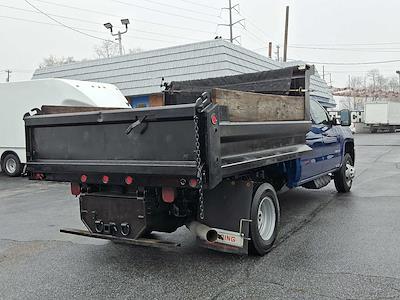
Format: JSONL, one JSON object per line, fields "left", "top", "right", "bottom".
{"left": 125, "top": 176, "right": 133, "bottom": 185}
{"left": 71, "top": 183, "right": 81, "bottom": 196}
{"left": 189, "top": 178, "right": 198, "bottom": 188}
{"left": 211, "top": 113, "right": 218, "bottom": 125}
{"left": 162, "top": 187, "right": 176, "bottom": 203}
{"left": 33, "top": 173, "right": 44, "bottom": 180}
{"left": 80, "top": 174, "right": 88, "bottom": 183}
{"left": 102, "top": 175, "right": 109, "bottom": 184}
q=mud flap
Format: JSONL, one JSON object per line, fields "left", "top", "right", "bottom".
{"left": 199, "top": 180, "right": 254, "bottom": 255}
{"left": 80, "top": 193, "right": 147, "bottom": 239}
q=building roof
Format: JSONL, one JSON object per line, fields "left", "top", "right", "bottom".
{"left": 32, "top": 39, "right": 335, "bottom": 107}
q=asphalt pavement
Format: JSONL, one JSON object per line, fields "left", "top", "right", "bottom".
{"left": 0, "top": 133, "right": 399, "bottom": 299}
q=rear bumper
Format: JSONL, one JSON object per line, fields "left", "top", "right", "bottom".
{"left": 60, "top": 228, "right": 180, "bottom": 249}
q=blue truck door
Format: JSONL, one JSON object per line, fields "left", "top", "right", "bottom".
{"left": 300, "top": 126, "right": 324, "bottom": 180}
{"left": 309, "top": 99, "right": 341, "bottom": 173}
{"left": 321, "top": 126, "right": 341, "bottom": 171}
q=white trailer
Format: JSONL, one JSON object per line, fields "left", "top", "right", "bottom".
{"left": 364, "top": 102, "right": 400, "bottom": 133}
{"left": 0, "top": 79, "right": 131, "bottom": 176}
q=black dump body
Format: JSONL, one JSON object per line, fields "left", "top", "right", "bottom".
{"left": 24, "top": 66, "right": 312, "bottom": 190}
{"left": 165, "top": 66, "right": 307, "bottom": 105}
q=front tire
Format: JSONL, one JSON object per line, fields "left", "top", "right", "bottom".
{"left": 334, "top": 153, "right": 354, "bottom": 193}
{"left": 1, "top": 153, "right": 22, "bottom": 177}
{"left": 249, "top": 183, "right": 280, "bottom": 256}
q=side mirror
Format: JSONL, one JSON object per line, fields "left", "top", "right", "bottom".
{"left": 331, "top": 116, "right": 339, "bottom": 126}
{"left": 339, "top": 109, "right": 352, "bottom": 126}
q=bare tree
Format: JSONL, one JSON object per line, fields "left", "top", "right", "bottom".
{"left": 388, "top": 77, "right": 399, "bottom": 92}
{"left": 94, "top": 40, "right": 120, "bottom": 58}
{"left": 367, "top": 69, "right": 380, "bottom": 91}
{"left": 349, "top": 76, "right": 363, "bottom": 90}
{"left": 376, "top": 74, "right": 388, "bottom": 91}
{"left": 39, "top": 55, "right": 75, "bottom": 68}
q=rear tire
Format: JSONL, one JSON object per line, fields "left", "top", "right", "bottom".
{"left": 334, "top": 153, "right": 354, "bottom": 193}
{"left": 249, "top": 183, "right": 280, "bottom": 256}
{"left": 1, "top": 153, "right": 22, "bottom": 177}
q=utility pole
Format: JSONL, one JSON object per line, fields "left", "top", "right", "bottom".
{"left": 219, "top": 1, "right": 244, "bottom": 43}
{"left": 268, "top": 42, "right": 273, "bottom": 59}
{"left": 276, "top": 45, "right": 280, "bottom": 62}
{"left": 228, "top": 0, "right": 233, "bottom": 43}
{"left": 104, "top": 19, "right": 130, "bottom": 56}
{"left": 283, "top": 6, "right": 289, "bottom": 62}
{"left": 396, "top": 70, "right": 400, "bottom": 91}
{"left": 5, "top": 70, "right": 11, "bottom": 82}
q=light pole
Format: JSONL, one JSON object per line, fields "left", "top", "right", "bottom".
{"left": 104, "top": 19, "right": 130, "bottom": 56}
{"left": 396, "top": 71, "right": 400, "bottom": 91}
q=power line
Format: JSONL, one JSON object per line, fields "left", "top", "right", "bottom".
{"left": 307, "top": 59, "right": 400, "bottom": 66}
{"left": 289, "top": 45, "right": 400, "bottom": 53}
{"left": 175, "top": 0, "right": 220, "bottom": 11}
{"left": 23, "top": 0, "right": 113, "bottom": 42}
{"left": 0, "top": 15, "right": 191, "bottom": 44}
{"left": 106, "top": 0, "right": 218, "bottom": 24}
{"left": 33, "top": 0, "right": 215, "bottom": 34}
{"left": 291, "top": 41, "right": 400, "bottom": 47}
{"left": 0, "top": 5, "right": 203, "bottom": 42}
{"left": 133, "top": 0, "right": 220, "bottom": 18}
{"left": 238, "top": 8, "right": 278, "bottom": 44}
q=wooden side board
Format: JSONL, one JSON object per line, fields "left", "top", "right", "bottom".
{"left": 40, "top": 105, "right": 126, "bottom": 114}
{"left": 212, "top": 88, "right": 305, "bottom": 122}
{"left": 149, "top": 93, "right": 164, "bottom": 107}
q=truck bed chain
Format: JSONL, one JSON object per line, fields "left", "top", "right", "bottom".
{"left": 193, "top": 114, "right": 205, "bottom": 220}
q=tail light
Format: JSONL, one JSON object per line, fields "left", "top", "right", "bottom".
{"left": 102, "top": 175, "right": 109, "bottom": 184}
{"left": 189, "top": 178, "right": 199, "bottom": 188}
{"left": 125, "top": 176, "right": 133, "bottom": 185}
{"left": 162, "top": 187, "right": 176, "bottom": 203}
{"left": 71, "top": 183, "right": 81, "bottom": 196}
{"left": 211, "top": 113, "right": 218, "bottom": 125}
{"left": 33, "top": 173, "right": 44, "bottom": 180}
{"left": 80, "top": 174, "right": 88, "bottom": 183}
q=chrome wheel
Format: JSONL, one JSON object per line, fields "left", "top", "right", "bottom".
{"left": 345, "top": 163, "right": 355, "bottom": 186}
{"left": 5, "top": 157, "right": 17, "bottom": 174}
{"left": 257, "top": 196, "right": 276, "bottom": 241}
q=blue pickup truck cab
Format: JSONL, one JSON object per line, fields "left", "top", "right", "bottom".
{"left": 297, "top": 99, "right": 355, "bottom": 192}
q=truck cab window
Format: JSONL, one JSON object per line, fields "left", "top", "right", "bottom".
{"left": 310, "top": 100, "right": 329, "bottom": 125}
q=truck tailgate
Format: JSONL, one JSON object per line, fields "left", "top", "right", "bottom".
{"left": 25, "top": 104, "right": 198, "bottom": 178}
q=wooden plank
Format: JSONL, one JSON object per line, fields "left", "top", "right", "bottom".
{"left": 40, "top": 105, "right": 125, "bottom": 115}
{"left": 212, "top": 88, "right": 304, "bottom": 122}
{"left": 149, "top": 93, "right": 164, "bottom": 107}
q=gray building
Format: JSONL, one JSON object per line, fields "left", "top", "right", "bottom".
{"left": 32, "top": 39, "right": 335, "bottom": 108}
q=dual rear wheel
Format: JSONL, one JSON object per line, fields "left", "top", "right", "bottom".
{"left": 249, "top": 154, "right": 355, "bottom": 255}
{"left": 249, "top": 183, "right": 280, "bottom": 256}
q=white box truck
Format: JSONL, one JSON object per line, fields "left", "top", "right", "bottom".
{"left": 364, "top": 101, "right": 400, "bottom": 133}
{"left": 0, "top": 79, "right": 131, "bottom": 176}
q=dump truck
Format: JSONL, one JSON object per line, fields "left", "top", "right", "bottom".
{"left": 24, "top": 66, "right": 355, "bottom": 255}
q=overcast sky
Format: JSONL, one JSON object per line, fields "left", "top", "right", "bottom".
{"left": 1, "top": 0, "right": 400, "bottom": 87}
